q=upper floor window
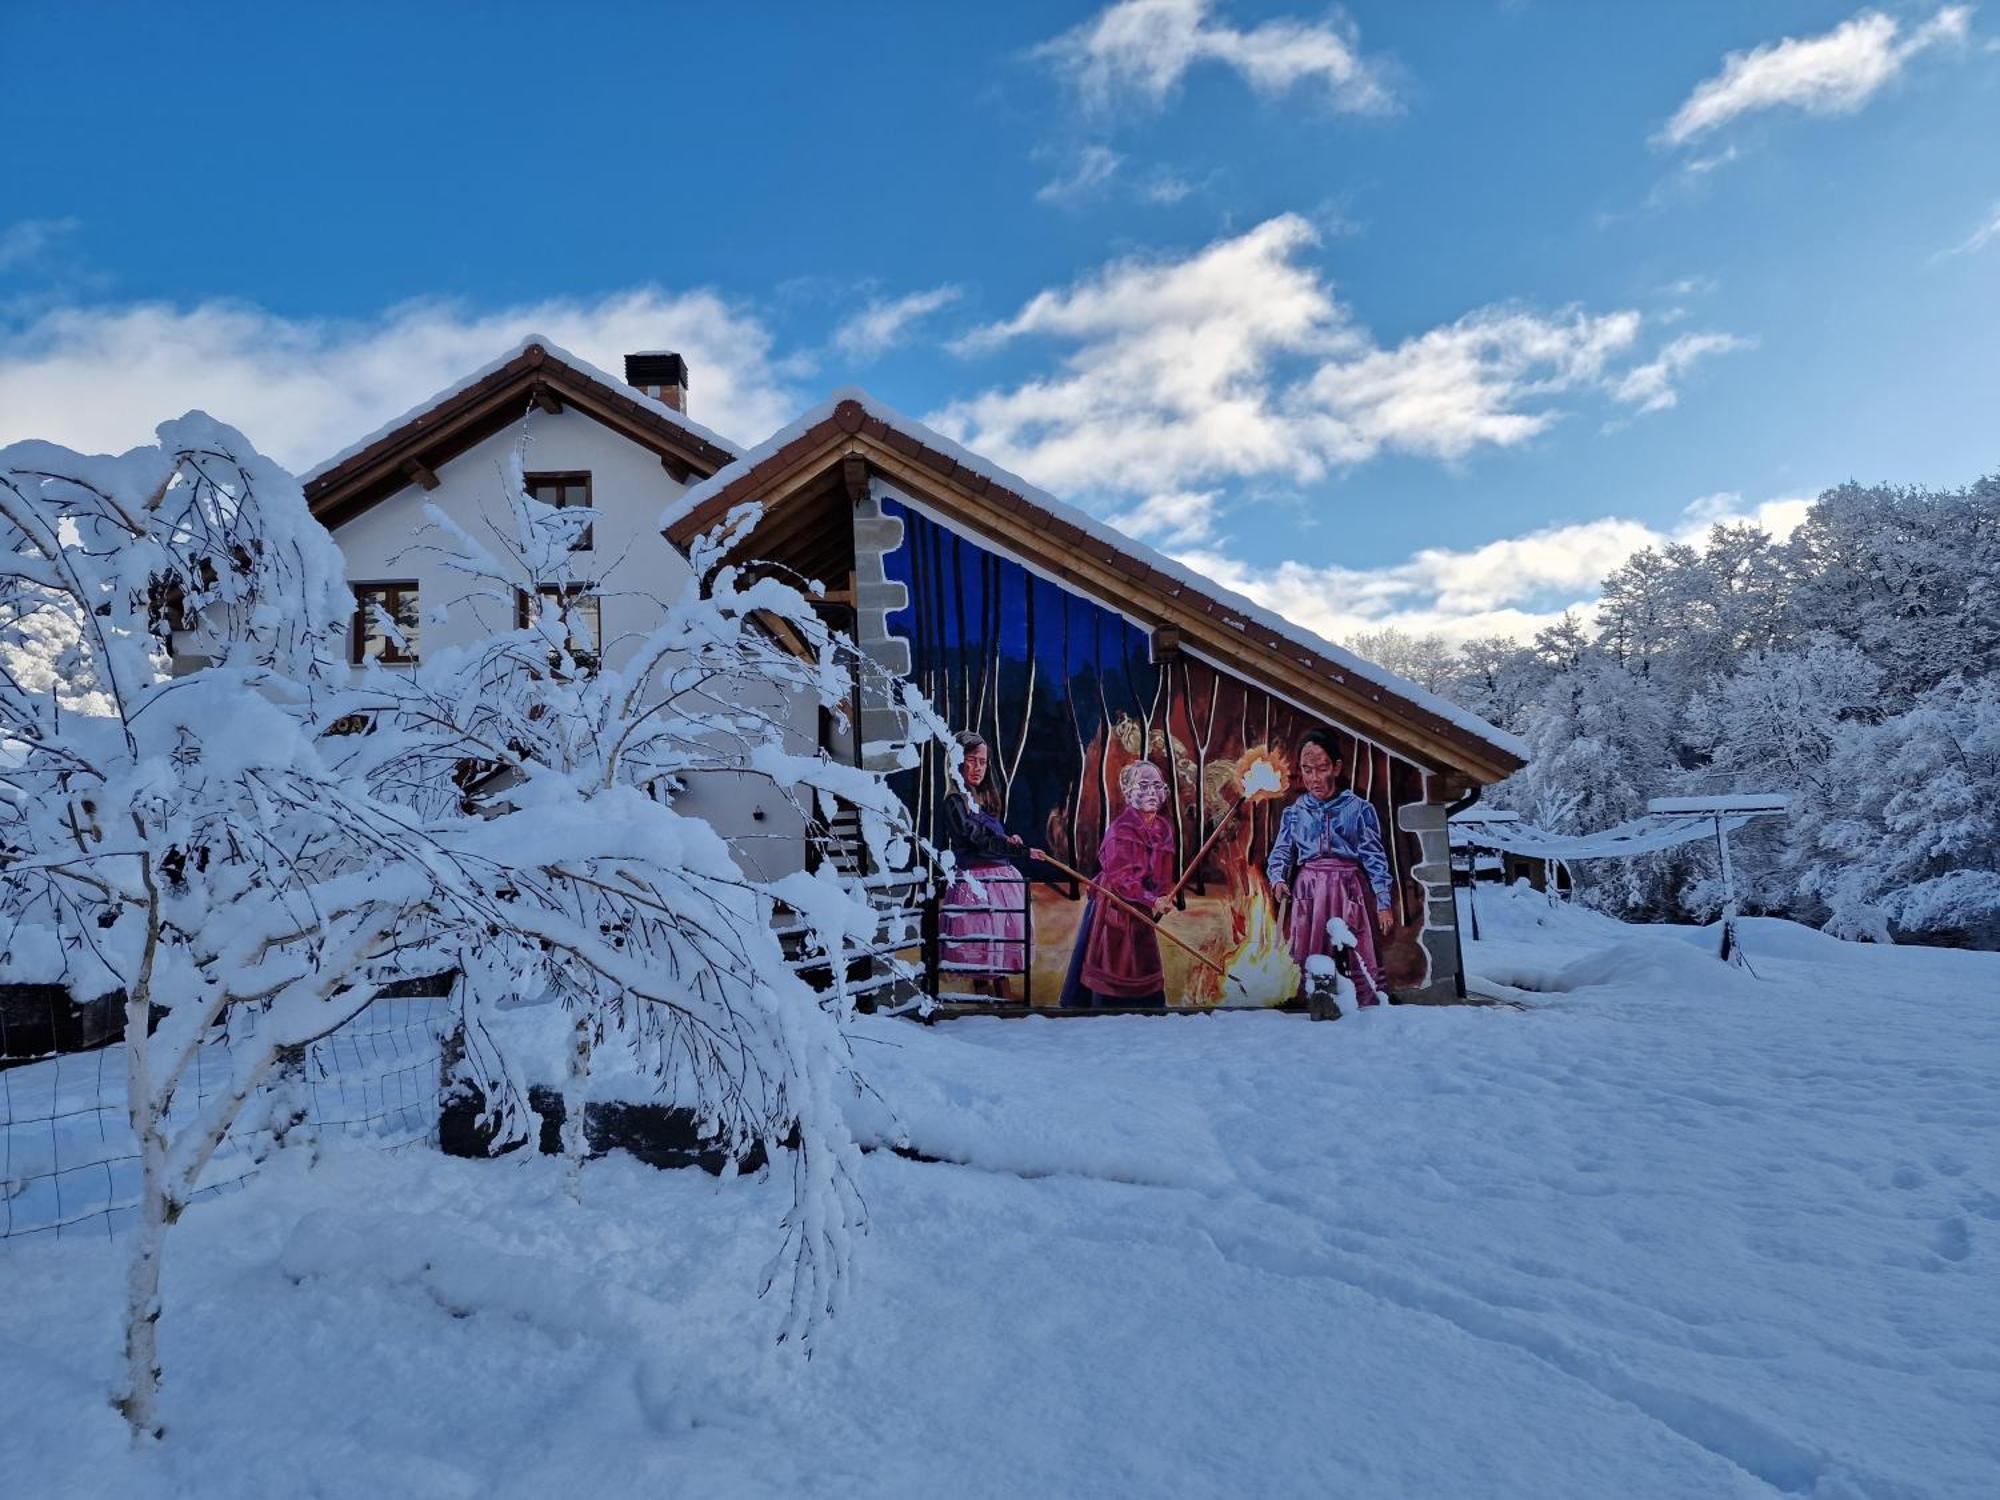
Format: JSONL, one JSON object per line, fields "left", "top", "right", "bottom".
{"left": 524, "top": 470, "right": 593, "bottom": 551}
{"left": 353, "top": 581, "right": 420, "bottom": 665}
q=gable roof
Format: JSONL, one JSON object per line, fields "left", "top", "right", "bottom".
{"left": 302, "top": 337, "right": 740, "bottom": 531}
{"left": 663, "top": 389, "right": 1529, "bottom": 785}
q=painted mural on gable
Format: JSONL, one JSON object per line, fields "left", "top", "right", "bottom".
{"left": 879, "top": 497, "right": 1433, "bottom": 1009}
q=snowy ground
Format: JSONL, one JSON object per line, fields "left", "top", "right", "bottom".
{"left": 3, "top": 886, "right": 1996, "bottom": 1498}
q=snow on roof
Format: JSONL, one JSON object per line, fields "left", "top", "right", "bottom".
{"left": 300, "top": 335, "right": 742, "bottom": 486}
{"left": 664, "top": 387, "right": 1531, "bottom": 765}
{"left": 1647, "top": 794, "right": 1793, "bottom": 815}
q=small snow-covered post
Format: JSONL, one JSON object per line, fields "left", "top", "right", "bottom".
{"left": 1304, "top": 917, "right": 1360, "bottom": 1021}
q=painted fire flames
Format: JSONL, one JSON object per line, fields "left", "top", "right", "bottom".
{"left": 1216, "top": 883, "right": 1300, "bottom": 1008}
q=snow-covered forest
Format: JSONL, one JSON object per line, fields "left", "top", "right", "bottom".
{"left": 1351, "top": 475, "right": 2000, "bottom": 947}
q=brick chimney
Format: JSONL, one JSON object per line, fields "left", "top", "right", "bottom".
{"left": 624, "top": 351, "right": 688, "bottom": 412}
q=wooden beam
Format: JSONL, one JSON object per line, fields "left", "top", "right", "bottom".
{"left": 532, "top": 385, "right": 563, "bottom": 415}
{"left": 1149, "top": 624, "right": 1182, "bottom": 664}
{"left": 401, "top": 457, "right": 440, "bottom": 492}
{"left": 842, "top": 453, "right": 870, "bottom": 507}
{"left": 660, "top": 454, "right": 693, "bottom": 484}
{"left": 543, "top": 374, "right": 722, "bottom": 477}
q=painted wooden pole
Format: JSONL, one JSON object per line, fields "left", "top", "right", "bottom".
{"left": 1161, "top": 791, "right": 1248, "bottom": 907}
{"left": 1033, "top": 850, "right": 1232, "bottom": 983}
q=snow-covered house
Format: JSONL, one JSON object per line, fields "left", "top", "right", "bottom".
{"left": 305, "top": 342, "right": 1528, "bottom": 1009}
{"left": 301, "top": 340, "right": 819, "bottom": 882}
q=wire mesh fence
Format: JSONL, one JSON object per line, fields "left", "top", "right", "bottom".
{"left": 1, "top": 987, "right": 447, "bottom": 1244}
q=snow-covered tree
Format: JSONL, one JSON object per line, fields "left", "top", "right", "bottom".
{"left": 1794, "top": 677, "right": 2000, "bottom": 945}
{"left": 1788, "top": 478, "right": 2000, "bottom": 707}
{"left": 0, "top": 419, "right": 930, "bottom": 1439}
{"left": 1447, "top": 633, "right": 1541, "bottom": 734}
{"left": 1416, "top": 473, "right": 2000, "bottom": 940}
{"left": 1513, "top": 654, "right": 1689, "bottom": 916}
{"left": 1346, "top": 626, "right": 1459, "bottom": 695}
{"left": 349, "top": 448, "right": 941, "bottom": 1192}
{"left": 1682, "top": 637, "right": 1882, "bottom": 916}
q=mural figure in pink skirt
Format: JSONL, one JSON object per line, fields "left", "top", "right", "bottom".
{"left": 939, "top": 731, "right": 1043, "bottom": 1000}
{"left": 1060, "top": 759, "right": 1175, "bottom": 1010}
{"left": 1265, "top": 729, "right": 1395, "bottom": 1006}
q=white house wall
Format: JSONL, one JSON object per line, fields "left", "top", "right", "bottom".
{"left": 332, "top": 407, "right": 694, "bottom": 659}
{"left": 327, "top": 405, "right": 813, "bottom": 880}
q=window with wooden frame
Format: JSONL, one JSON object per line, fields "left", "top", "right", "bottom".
{"left": 516, "top": 584, "right": 603, "bottom": 670}
{"left": 524, "top": 470, "right": 593, "bottom": 550}
{"left": 352, "top": 581, "right": 421, "bottom": 665}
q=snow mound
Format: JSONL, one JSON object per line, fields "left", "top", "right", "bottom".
{"left": 845, "top": 1015, "right": 1233, "bottom": 1190}
{"left": 1552, "top": 936, "right": 1759, "bottom": 998}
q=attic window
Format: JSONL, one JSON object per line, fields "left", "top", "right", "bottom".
{"left": 525, "top": 470, "right": 593, "bottom": 551}
{"left": 353, "top": 581, "right": 420, "bottom": 665}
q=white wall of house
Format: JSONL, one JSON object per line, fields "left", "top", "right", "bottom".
{"left": 327, "top": 405, "right": 816, "bottom": 880}
{"left": 332, "top": 406, "right": 694, "bottom": 661}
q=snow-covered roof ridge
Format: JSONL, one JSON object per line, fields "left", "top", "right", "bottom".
{"left": 301, "top": 335, "right": 741, "bottom": 487}
{"left": 665, "top": 388, "right": 1530, "bottom": 766}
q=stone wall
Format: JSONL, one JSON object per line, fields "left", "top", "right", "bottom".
{"left": 851, "top": 485, "right": 913, "bottom": 772}
{"left": 1397, "top": 794, "right": 1465, "bottom": 1003}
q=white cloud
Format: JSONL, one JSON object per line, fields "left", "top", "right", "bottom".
{"left": 1657, "top": 275, "right": 1720, "bottom": 299}
{"left": 0, "top": 217, "right": 81, "bottom": 272}
{"left": 933, "top": 215, "right": 1726, "bottom": 498}
{"left": 1163, "top": 492, "right": 1815, "bottom": 647}
{"left": 1036, "top": 145, "right": 1125, "bottom": 203}
{"left": 1039, "top": 0, "right": 1393, "bottom": 115}
{"left": 1660, "top": 5, "right": 1970, "bottom": 147}
{"left": 1296, "top": 305, "right": 1644, "bottom": 462}
{"left": 1609, "top": 331, "right": 1752, "bottom": 413}
{"left": 1937, "top": 199, "right": 2000, "bottom": 258}
{"left": 1169, "top": 517, "right": 1652, "bottom": 645}
{"left": 1678, "top": 490, "right": 1813, "bottom": 540}
{"left": 1138, "top": 167, "right": 1196, "bottom": 205}
{"left": 0, "top": 289, "right": 803, "bottom": 471}
{"left": 1107, "top": 488, "right": 1222, "bottom": 544}
{"left": 831, "top": 284, "right": 963, "bottom": 360}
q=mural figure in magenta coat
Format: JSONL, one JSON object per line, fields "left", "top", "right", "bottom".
{"left": 939, "top": 731, "right": 1042, "bottom": 999}
{"left": 1265, "top": 728, "right": 1396, "bottom": 1006}
{"left": 1060, "top": 759, "right": 1175, "bottom": 1010}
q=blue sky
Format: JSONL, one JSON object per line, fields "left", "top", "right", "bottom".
{"left": 3, "top": 1, "right": 1997, "bottom": 644}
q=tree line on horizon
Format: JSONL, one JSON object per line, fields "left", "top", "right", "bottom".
{"left": 1349, "top": 475, "right": 2000, "bottom": 948}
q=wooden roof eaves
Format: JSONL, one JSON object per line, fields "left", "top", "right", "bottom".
{"left": 305, "top": 345, "right": 734, "bottom": 531}
{"left": 664, "top": 410, "right": 1525, "bottom": 784}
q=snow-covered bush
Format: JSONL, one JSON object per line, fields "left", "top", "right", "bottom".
{"left": 0, "top": 419, "right": 934, "bottom": 1440}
